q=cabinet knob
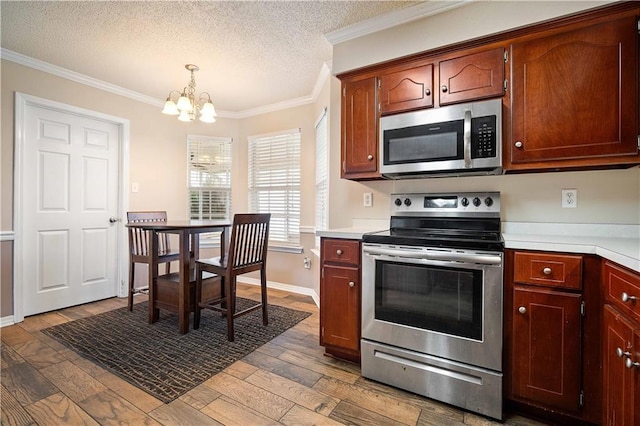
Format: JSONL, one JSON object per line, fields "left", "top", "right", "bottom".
{"left": 367, "top": 154, "right": 373, "bottom": 161}
{"left": 621, "top": 292, "right": 637, "bottom": 303}
{"left": 425, "top": 88, "right": 431, "bottom": 96}
{"left": 515, "top": 141, "right": 523, "bottom": 148}
{"left": 441, "top": 85, "right": 448, "bottom": 93}
{"left": 336, "top": 249, "right": 343, "bottom": 256}
{"left": 348, "top": 281, "right": 355, "bottom": 288}
{"left": 518, "top": 306, "right": 527, "bottom": 314}
{"left": 542, "top": 267, "right": 552, "bottom": 275}
{"left": 616, "top": 347, "right": 631, "bottom": 358}
{"left": 626, "top": 358, "right": 640, "bottom": 369}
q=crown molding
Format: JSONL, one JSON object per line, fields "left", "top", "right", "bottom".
{"left": 325, "top": 0, "right": 472, "bottom": 45}
{"left": 1, "top": 48, "right": 333, "bottom": 119}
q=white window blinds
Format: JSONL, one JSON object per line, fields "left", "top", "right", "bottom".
{"left": 248, "top": 129, "right": 301, "bottom": 244}
{"left": 315, "top": 108, "right": 328, "bottom": 240}
{"left": 188, "top": 136, "right": 232, "bottom": 221}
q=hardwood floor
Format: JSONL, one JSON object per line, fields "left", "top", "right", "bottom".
{"left": 1, "top": 284, "right": 547, "bottom": 425}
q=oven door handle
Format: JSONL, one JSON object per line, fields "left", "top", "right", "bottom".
{"left": 363, "top": 246, "right": 502, "bottom": 265}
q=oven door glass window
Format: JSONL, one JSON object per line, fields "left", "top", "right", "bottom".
{"left": 374, "top": 260, "right": 482, "bottom": 340}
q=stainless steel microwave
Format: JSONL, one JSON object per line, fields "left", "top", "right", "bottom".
{"left": 379, "top": 99, "right": 502, "bottom": 178}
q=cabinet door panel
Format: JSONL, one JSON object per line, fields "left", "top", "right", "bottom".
{"left": 342, "top": 77, "right": 379, "bottom": 179}
{"left": 510, "top": 16, "right": 638, "bottom": 164}
{"left": 512, "top": 287, "right": 582, "bottom": 411}
{"left": 380, "top": 63, "right": 433, "bottom": 114}
{"left": 439, "top": 47, "right": 505, "bottom": 105}
{"left": 321, "top": 265, "right": 360, "bottom": 352}
{"left": 603, "top": 305, "right": 636, "bottom": 426}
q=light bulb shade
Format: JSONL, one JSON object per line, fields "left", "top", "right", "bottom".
{"left": 199, "top": 113, "right": 216, "bottom": 123}
{"left": 200, "top": 101, "right": 217, "bottom": 117}
{"left": 178, "top": 110, "right": 192, "bottom": 122}
{"left": 176, "top": 95, "right": 191, "bottom": 111}
{"left": 161, "top": 99, "right": 179, "bottom": 115}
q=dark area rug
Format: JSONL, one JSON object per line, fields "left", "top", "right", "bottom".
{"left": 42, "top": 298, "right": 311, "bottom": 403}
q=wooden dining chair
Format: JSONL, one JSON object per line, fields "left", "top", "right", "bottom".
{"left": 193, "top": 213, "right": 271, "bottom": 341}
{"left": 127, "top": 211, "right": 180, "bottom": 311}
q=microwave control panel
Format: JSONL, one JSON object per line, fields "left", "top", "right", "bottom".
{"left": 471, "top": 116, "right": 497, "bottom": 159}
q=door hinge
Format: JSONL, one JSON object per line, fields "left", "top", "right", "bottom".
{"left": 503, "top": 79, "right": 508, "bottom": 92}
{"left": 321, "top": 326, "right": 324, "bottom": 338}
{"left": 343, "top": 87, "right": 346, "bottom": 97}
{"left": 342, "top": 161, "right": 346, "bottom": 173}
{"left": 378, "top": 80, "right": 381, "bottom": 89}
{"left": 637, "top": 135, "right": 640, "bottom": 149}
{"left": 637, "top": 18, "right": 640, "bottom": 34}
{"left": 581, "top": 300, "right": 585, "bottom": 317}
{"left": 579, "top": 390, "right": 585, "bottom": 407}
{"left": 378, "top": 103, "right": 381, "bottom": 112}
{"left": 504, "top": 50, "right": 508, "bottom": 63}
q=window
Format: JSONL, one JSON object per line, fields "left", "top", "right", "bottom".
{"left": 188, "top": 135, "right": 232, "bottom": 221}
{"left": 248, "top": 129, "right": 301, "bottom": 245}
{"left": 315, "top": 108, "right": 328, "bottom": 246}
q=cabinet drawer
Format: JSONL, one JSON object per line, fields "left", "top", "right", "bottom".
{"left": 322, "top": 239, "right": 360, "bottom": 266}
{"left": 513, "top": 251, "right": 583, "bottom": 290}
{"left": 604, "top": 262, "right": 640, "bottom": 323}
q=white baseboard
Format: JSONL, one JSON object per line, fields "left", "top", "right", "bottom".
{"left": 1, "top": 316, "right": 15, "bottom": 327}
{"left": 238, "top": 277, "right": 319, "bottom": 307}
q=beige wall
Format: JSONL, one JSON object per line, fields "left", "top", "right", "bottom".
{"left": 1, "top": 59, "right": 324, "bottom": 318}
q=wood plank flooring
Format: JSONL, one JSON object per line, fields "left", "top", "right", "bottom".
{"left": 1, "top": 284, "right": 547, "bottom": 425}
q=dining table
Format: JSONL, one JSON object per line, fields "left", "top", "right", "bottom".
{"left": 126, "top": 219, "right": 231, "bottom": 334}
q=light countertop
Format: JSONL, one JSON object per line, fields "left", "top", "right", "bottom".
{"left": 317, "top": 222, "right": 640, "bottom": 273}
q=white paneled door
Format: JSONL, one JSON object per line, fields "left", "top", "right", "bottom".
{"left": 18, "top": 96, "right": 121, "bottom": 316}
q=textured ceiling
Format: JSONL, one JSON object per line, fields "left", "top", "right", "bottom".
{"left": 1, "top": 1, "right": 417, "bottom": 114}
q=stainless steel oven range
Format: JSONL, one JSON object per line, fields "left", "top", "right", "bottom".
{"left": 361, "top": 192, "right": 504, "bottom": 420}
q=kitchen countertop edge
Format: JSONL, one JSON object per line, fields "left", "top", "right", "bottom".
{"left": 317, "top": 226, "right": 640, "bottom": 273}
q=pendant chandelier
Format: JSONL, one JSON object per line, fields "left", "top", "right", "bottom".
{"left": 161, "top": 64, "right": 217, "bottom": 123}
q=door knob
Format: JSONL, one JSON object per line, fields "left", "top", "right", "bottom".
{"left": 621, "top": 292, "right": 637, "bottom": 303}
{"left": 367, "top": 154, "right": 373, "bottom": 161}
{"left": 515, "top": 141, "right": 523, "bottom": 148}
{"left": 626, "top": 358, "right": 640, "bottom": 369}
{"left": 518, "top": 306, "right": 527, "bottom": 314}
{"left": 616, "top": 347, "right": 631, "bottom": 358}
{"left": 109, "top": 217, "right": 119, "bottom": 223}
{"left": 348, "top": 281, "right": 355, "bottom": 288}
{"left": 441, "top": 85, "right": 448, "bottom": 93}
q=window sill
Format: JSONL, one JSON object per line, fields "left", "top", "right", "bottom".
{"left": 199, "top": 239, "right": 302, "bottom": 254}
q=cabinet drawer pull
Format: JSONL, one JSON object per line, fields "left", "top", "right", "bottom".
{"left": 626, "top": 358, "right": 640, "bottom": 369}
{"left": 621, "top": 292, "right": 637, "bottom": 303}
{"left": 367, "top": 154, "right": 373, "bottom": 161}
{"left": 542, "top": 267, "right": 552, "bottom": 275}
{"left": 518, "top": 306, "right": 527, "bottom": 314}
{"left": 336, "top": 249, "right": 343, "bottom": 256}
{"left": 616, "top": 347, "right": 631, "bottom": 358}
{"left": 515, "top": 141, "right": 523, "bottom": 149}
{"left": 348, "top": 281, "right": 355, "bottom": 288}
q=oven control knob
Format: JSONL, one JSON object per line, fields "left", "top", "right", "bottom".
{"left": 461, "top": 197, "right": 469, "bottom": 207}
{"left": 484, "top": 197, "right": 493, "bottom": 207}
{"left": 394, "top": 198, "right": 402, "bottom": 206}
{"left": 403, "top": 198, "right": 412, "bottom": 207}
{"left": 473, "top": 197, "right": 481, "bottom": 207}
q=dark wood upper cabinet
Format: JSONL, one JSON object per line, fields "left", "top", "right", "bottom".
{"left": 438, "top": 47, "right": 505, "bottom": 106}
{"left": 341, "top": 76, "right": 380, "bottom": 180}
{"left": 508, "top": 15, "right": 639, "bottom": 170}
{"left": 379, "top": 61, "right": 434, "bottom": 115}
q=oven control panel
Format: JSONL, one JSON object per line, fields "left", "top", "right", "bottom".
{"left": 391, "top": 192, "right": 501, "bottom": 216}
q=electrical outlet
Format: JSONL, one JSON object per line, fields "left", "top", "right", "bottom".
{"left": 131, "top": 182, "right": 139, "bottom": 193}
{"left": 363, "top": 192, "right": 373, "bottom": 207}
{"left": 562, "top": 189, "right": 577, "bottom": 208}
{"left": 303, "top": 257, "right": 311, "bottom": 269}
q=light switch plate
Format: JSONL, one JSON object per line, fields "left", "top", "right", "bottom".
{"left": 363, "top": 192, "right": 372, "bottom": 207}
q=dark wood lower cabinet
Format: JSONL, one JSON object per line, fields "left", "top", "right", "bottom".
{"left": 319, "top": 238, "right": 361, "bottom": 363}
{"left": 512, "top": 287, "right": 582, "bottom": 412}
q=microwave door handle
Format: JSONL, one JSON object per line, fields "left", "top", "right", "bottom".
{"left": 463, "top": 109, "right": 472, "bottom": 168}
